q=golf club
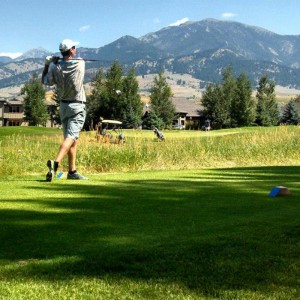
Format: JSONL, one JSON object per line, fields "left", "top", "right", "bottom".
{"left": 57, "top": 57, "right": 101, "bottom": 62}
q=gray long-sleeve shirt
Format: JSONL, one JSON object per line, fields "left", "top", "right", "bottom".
{"left": 43, "top": 59, "right": 86, "bottom": 103}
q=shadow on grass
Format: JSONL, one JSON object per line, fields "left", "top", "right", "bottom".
{"left": 0, "top": 166, "right": 299, "bottom": 297}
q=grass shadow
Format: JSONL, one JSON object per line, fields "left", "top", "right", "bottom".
{"left": 0, "top": 166, "right": 299, "bottom": 298}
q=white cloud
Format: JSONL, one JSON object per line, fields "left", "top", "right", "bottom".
{"left": 79, "top": 25, "right": 90, "bottom": 32}
{"left": 221, "top": 12, "right": 237, "bottom": 19}
{"left": 153, "top": 18, "right": 160, "bottom": 24}
{"left": 0, "top": 52, "right": 23, "bottom": 59}
{"left": 169, "top": 17, "right": 189, "bottom": 27}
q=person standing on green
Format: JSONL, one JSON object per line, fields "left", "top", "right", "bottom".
{"left": 42, "top": 39, "right": 88, "bottom": 181}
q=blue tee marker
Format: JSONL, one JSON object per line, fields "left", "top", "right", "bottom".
{"left": 269, "top": 186, "right": 291, "bottom": 197}
{"left": 56, "top": 172, "right": 64, "bottom": 179}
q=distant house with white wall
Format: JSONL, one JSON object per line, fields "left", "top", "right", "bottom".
{"left": 0, "top": 96, "right": 26, "bottom": 126}
{"left": 171, "top": 97, "right": 204, "bottom": 129}
{"left": 143, "top": 97, "right": 204, "bottom": 129}
{"left": 0, "top": 96, "right": 57, "bottom": 127}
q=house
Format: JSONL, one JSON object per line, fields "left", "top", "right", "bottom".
{"left": 0, "top": 95, "right": 57, "bottom": 127}
{"left": 171, "top": 97, "right": 204, "bottom": 129}
{"left": 143, "top": 97, "right": 204, "bottom": 129}
{"left": 0, "top": 96, "right": 26, "bottom": 126}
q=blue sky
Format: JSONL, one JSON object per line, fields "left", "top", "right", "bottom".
{"left": 0, "top": 0, "right": 299, "bottom": 58}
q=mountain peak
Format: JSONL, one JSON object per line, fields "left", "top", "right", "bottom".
{"left": 0, "top": 56, "right": 13, "bottom": 64}
{"left": 14, "top": 47, "right": 51, "bottom": 61}
{"left": 168, "top": 17, "right": 191, "bottom": 27}
{"left": 1, "top": 18, "right": 300, "bottom": 90}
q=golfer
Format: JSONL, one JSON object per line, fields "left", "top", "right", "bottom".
{"left": 42, "top": 38, "right": 88, "bottom": 181}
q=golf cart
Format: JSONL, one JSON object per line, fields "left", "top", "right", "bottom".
{"left": 96, "top": 119, "right": 125, "bottom": 144}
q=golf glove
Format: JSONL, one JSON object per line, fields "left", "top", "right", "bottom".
{"left": 45, "top": 55, "right": 59, "bottom": 66}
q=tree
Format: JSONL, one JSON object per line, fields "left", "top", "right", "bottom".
{"left": 49, "top": 86, "right": 60, "bottom": 127}
{"left": 21, "top": 73, "right": 49, "bottom": 126}
{"left": 86, "top": 63, "right": 143, "bottom": 129}
{"left": 232, "top": 73, "right": 256, "bottom": 126}
{"left": 149, "top": 72, "right": 175, "bottom": 128}
{"left": 142, "top": 111, "right": 164, "bottom": 129}
{"left": 105, "top": 61, "right": 124, "bottom": 120}
{"left": 221, "top": 66, "right": 237, "bottom": 127}
{"left": 293, "top": 95, "right": 300, "bottom": 103}
{"left": 202, "top": 66, "right": 241, "bottom": 129}
{"left": 86, "top": 69, "right": 107, "bottom": 129}
{"left": 122, "top": 68, "right": 143, "bottom": 128}
{"left": 201, "top": 83, "right": 225, "bottom": 129}
{"left": 256, "top": 75, "right": 280, "bottom": 126}
{"left": 281, "top": 100, "right": 300, "bottom": 125}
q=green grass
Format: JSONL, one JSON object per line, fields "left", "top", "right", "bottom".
{"left": 1, "top": 126, "right": 300, "bottom": 175}
{"left": 0, "top": 127, "right": 299, "bottom": 299}
{"left": 0, "top": 126, "right": 59, "bottom": 137}
{"left": 0, "top": 168, "right": 299, "bottom": 299}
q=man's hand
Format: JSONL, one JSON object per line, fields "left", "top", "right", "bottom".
{"left": 45, "top": 56, "right": 53, "bottom": 66}
{"left": 45, "top": 55, "right": 59, "bottom": 66}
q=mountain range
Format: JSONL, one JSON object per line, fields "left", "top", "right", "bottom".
{"left": 1, "top": 18, "right": 300, "bottom": 91}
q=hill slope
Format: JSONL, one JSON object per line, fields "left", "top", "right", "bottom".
{"left": 2, "top": 19, "right": 300, "bottom": 91}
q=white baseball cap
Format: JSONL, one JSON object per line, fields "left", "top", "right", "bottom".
{"left": 59, "top": 39, "right": 80, "bottom": 52}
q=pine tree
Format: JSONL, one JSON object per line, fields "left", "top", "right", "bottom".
{"left": 142, "top": 111, "right": 164, "bottom": 129}
{"left": 202, "top": 67, "right": 240, "bottom": 129}
{"left": 122, "top": 68, "right": 143, "bottom": 128}
{"left": 49, "top": 86, "right": 60, "bottom": 127}
{"left": 86, "top": 63, "right": 143, "bottom": 128}
{"left": 86, "top": 62, "right": 123, "bottom": 122}
{"left": 86, "top": 69, "right": 107, "bottom": 129}
{"left": 281, "top": 100, "right": 300, "bottom": 125}
{"left": 256, "top": 75, "right": 280, "bottom": 126}
{"left": 21, "top": 73, "right": 49, "bottom": 126}
{"left": 105, "top": 61, "right": 124, "bottom": 120}
{"left": 201, "top": 83, "right": 224, "bottom": 129}
{"left": 149, "top": 72, "right": 174, "bottom": 128}
{"left": 221, "top": 66, "right": 237, "bottom": 127}
{"left": 232, "top": 73, "right": 256, "bottom": 126}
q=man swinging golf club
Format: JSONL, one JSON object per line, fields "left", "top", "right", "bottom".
{"left": 42, "top": 38, "right": 88, "bottom": 181}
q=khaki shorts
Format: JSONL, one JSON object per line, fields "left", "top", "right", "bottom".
{"left": 60, "top": 102, "right": 86, "bottom": 140}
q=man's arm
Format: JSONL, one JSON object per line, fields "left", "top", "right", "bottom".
{"left": 41, "top": 65, "right": 49, "bottom": 84}
{"left": 41, "top": 56, "right": 59, "bottom": 85}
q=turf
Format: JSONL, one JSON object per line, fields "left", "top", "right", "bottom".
{"left": 0, "top": 167, "right": 299, "bottom": 299}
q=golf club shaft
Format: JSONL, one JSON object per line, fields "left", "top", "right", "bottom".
{"left": 57, "top": 57, "right": 101, "bottom": 62}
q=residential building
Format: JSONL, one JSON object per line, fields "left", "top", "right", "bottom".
{"left": 143, "top": 97, "right": 204, "bottom": 129}
{"left": 0, "top": 96, "right": 26, "bottom": 126}
{"left": 171, "top": 97, "right": 204, "bottom": 129}
{"left": 0, "top": 96, "right": 57, "bottom": 127}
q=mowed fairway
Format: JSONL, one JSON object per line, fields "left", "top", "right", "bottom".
{"left": 0, "top": 127, "right": 299, "bottom": 299}
{"left": 0, "top": 168, "right": 299, "bottom": 299}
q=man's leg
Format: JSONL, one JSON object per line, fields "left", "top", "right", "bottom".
{"left": 67, "top": 139, "right": 78, "bottom": 172}
{"left": 66, "top": 140, "right": 88, "bottom": 180}
{"left": 46, "top": 137, "right": 75, "bottom": 182}
{"left": 48, "top": 103, "right": 87, "bottom": 180}
{"left": 55, "top": 137, "right": 75, "bottom": 165}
